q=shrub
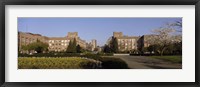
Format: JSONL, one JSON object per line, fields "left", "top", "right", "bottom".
{"left": 99, "top": 57, "right": 129, "bottom": 69}
{"left": 97, "top": 53, "right": 113, "bottom": 56}
{"left": 18, "top": 57, "right": 99, "bottom": 69}
{"left": 19, "top": 53, "right": 81, "bottom": 57}
{"left": 81, "top": 54, "right": 101, "bottom": 59}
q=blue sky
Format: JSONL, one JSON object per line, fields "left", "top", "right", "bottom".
{"left": 18, "top": 18, "right": 181, "bottom": 46}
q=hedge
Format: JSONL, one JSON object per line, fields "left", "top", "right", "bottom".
{"left": 98, "top": 57, "right": 129, "bottom": 69}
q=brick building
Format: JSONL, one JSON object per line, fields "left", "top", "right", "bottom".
{"left": 18, "top": 32, "right": 87, "bottom": 53}
{"left": 112, "top": 32, "right": 139, "bottom": 52}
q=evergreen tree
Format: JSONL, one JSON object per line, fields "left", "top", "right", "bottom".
{"left": 110, "top": 37, "right": 118, "bottom": 53}
{"left": 72, "top": 38, "right": 77, "bottom": 53}
{"left": 76, "top": 44, "right": 81, "bottom": 53}
{"left": 67, "top": 40, "right": 73, "bottom": 53}
{"left": 67, "top": 38, "right": 78, "bottom": 53}
{"left": 103, "top": 44, "right": 111, "bottom": 53}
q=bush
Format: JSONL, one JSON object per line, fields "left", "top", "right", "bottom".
{"left": 99, "top": 57, "right": 129, "bottom": 69}
{"left": 97, "top": 53, "right": 113, "bottom": 56}
{"left": 18, "top": 53, "right": 114, "bottom": 58}
{"left": 18, "top": 53, "right": 130, "bottom": 69}
{"left": 19, "top": 53, "right": 81, "bottom": 57}
{"left": 81, "top": 54, "right": 101, "bottom": 59}
{"left": 18, "top": 57, "right": 99, "bottom": 69}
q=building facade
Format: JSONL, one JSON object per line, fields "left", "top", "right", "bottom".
{"left": 18, "top": 32, "right": 87, "bottom": 53}
{"left": 66, "top": 32, "right": 87, "bottom": 49}
{"left": 18, "top": 31, "right": 156, "bottom": 53}
{"left": 91, "top": 39, "right": 97, "bottom": 51}
{"left": 48, "top": 37, "right": 70, "bottom": 52}
{"left": 18, "top": 32, "right": 49, "bottom": 53}
{"left": 137, "top": 34, "right": 156, "bottom": 51}
{"left": 113, "top": 32, "right": 138, "bottom": 52}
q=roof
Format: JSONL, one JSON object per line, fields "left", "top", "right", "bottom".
{"left": 48, "top": 37, "right": 68, "bottom": 40}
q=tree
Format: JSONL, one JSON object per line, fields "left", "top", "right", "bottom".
{"left": 21, "top": 40, "right": 48, "bottom": 54}
{"left": 152, "top": 27, "right": 176, "bottom": 56}
{"left": 144, "top": 20, "right": 182, "bottom": 56}
{"left": 72, "top": 38, "right": 77, "bottom": 53}
{"left": 167, "top": 20, "right": 182, "bottom": 32}
{"left": 67, "top": 38, "right": 77, "bottom": 53}
{"left": 94, "top": 48, "right": 99, "bottom": 51}
{"left": 103, "top": 44, "right": 111, "bottom": 53}
{"left": 147, "top": 45, "right": 154, "bottom": 54}
{"left": 110, "top": 37, "right": 118, "bottom": 53}
{"left": 76, "top": 44, "right": 81, "bottom": 53}
{"left": 66, "top": 40, "right": 73, "bottom": 53}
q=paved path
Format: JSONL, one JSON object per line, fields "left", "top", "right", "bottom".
{"left": 112, "top": 55, "right": 182, "bottom": 69}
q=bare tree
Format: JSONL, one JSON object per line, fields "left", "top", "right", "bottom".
{"left": 144, "top": 20, "right": 182, "bottom": 56}
{"left": 167, "top": 20, "right": 182, "bottom": 32}
{"left": 151, "top": 27, "right": 176, "bottom": 56}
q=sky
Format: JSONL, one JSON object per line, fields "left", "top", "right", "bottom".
{"left": 18, "top": 18, "right": 181, "bottom": 46}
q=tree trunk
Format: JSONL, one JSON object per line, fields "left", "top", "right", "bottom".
{"left": 160, "top": 47, "right": 166, "bottom": 56}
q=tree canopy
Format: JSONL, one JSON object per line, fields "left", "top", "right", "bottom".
{"left": 109, "top": 36, "right": 118, "bottom": 53}
{"left": 66, "top": 38, "right": 77, "bottom": 53}
{"left": 21, "top": 39, "right": 48, "bottom": 53}
{"left": 145, "top": 21, "right": 182, "bottom": 56}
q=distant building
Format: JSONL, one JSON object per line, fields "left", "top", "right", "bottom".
{"left": 18, "top": 31, "right": 159, "bottom": 53}
{"left": 137, "top": 34, "right": 156, "bottom": 51}
{"left": 113, "top": 32, "right": 123, "bottom": 37}
{"left": 18, "top": 32, "right": 48, "bottom": 53}
{"left": 77, "top": 37, "right": 87, "bottom": 49}
{"left": 91, "top": 39, "right": 97, "bottom": 51}
{"left": 112, "top": 32, "right": 138, "bottom": 52}
{"left": 18, "top": 32, "right": 87, "bottom": 53}
{"left": 67, "top": 32, "right": 87, "bottom": 49}
{"left": 67, "top": 32, "right": 78, "bottom": 39}
{"left": 85, "top": 39, "right": 97, "bottom": 51}
{"left": 48, "top": 37, "right": 70, "bottom": 52}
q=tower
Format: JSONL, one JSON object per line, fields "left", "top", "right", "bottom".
{"left": 113, "top": 32, "right": 123, "bottom": 38}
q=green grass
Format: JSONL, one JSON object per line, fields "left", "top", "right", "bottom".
{"left": 18, "top": 57, "right": 98, "bottom": 69}
{"left": 149, "top": 56, "right": 182, "bottom": 63}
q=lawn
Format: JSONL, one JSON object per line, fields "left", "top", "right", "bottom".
{"left": 149, "top": 56, "right": 182, "bottom": 63}
{"left": 18, "top": 57, "right": 99, "bottom": 69}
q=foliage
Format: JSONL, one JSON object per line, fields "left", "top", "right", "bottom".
{"left": 72, "top": 38, "right": 77, "bottom": 53}
{"left": 167, "top": 20, "right": 182, "bottom": 32}
{"left": 103, "top": 44, "right": 111, "bottom": 53}
{"left": 66, "top": 40, "right": 73, "bottom": 53}
{"left": 18, "top": 53, "right": 129, "bottom": 69}
{"left": 93, "top": 48, "right": 99, "bottom": 51}
{"left": 99, "top": 57, "right": 129, "bottom": 69}
{"left": 147, "top": 23, "right": 182, "bottom": 56}
{"left": 76, "top": 44, "right": 81, "bottom": 53}
{"left": 19, "top": 53, "right": 81, "bottom": 57}
{"left": 66, "top": 38, "right": 77, "bottom": 53}
{"left": 97, "top": 52, "right": 113, "bottom": 56}
{"left": 21, "top": 40, "right": 48, "bottom": 53}
{"left": 110, "top": 36, "right": 118, "bottom": 53}
{"left": 18, "top": 57, "right": 99, "bottom": 69}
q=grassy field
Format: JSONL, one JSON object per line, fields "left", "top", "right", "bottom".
{"left": 149, "top": 56, "right": 182, "bottom": 63}
{"left": 18, "top": 57, "right": 99, "bottom": 69}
